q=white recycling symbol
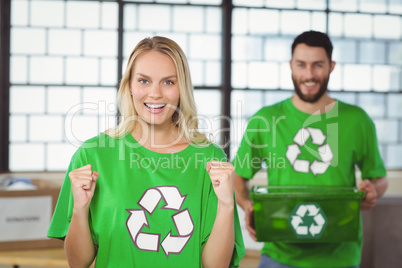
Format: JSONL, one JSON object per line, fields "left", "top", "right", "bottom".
{"left": 286, "top": 127, "right": 333, "bottom": 175}
{"left": 290, "top": 203, "right": 327, "bottom": 238}
{"left": 126, "top": 186, "right": 194, "bottom": 257}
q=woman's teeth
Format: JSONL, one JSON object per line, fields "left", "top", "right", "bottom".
{"left": 145, "top": 103, "right": 166, "bottom": 109}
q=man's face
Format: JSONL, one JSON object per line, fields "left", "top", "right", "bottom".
{"left": 290, "top": 43, "right": 335, "bottom": 103}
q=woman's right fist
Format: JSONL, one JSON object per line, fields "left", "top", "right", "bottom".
{"left": 69, "top": 164, "right": 99, "bottom": 210}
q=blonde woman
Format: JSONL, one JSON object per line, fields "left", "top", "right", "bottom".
{"left": 48, "top": 36, "right": 245, "bottom": 267}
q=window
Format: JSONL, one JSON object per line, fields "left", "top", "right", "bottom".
{"left": 1, "top": 0, "right": 401, "bottom": 171}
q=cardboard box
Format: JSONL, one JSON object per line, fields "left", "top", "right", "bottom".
{"left": 250, "top": 186, "right": 365, "bottom": 243}
{"left": 0, "top": 179, "right": 64, "bottom": 250}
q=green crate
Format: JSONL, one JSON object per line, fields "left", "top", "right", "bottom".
{"left": 250, "top": 186, "right": 365, "bottom": 243}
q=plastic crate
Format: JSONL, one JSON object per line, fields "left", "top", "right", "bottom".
{"left": 250, "top": 186, "right": 365, "bottom": 243}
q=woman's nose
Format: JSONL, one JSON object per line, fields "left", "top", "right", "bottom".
{"left": 148, "top": 83, "right": 162, "bottom": 98}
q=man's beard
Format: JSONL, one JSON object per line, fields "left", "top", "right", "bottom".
{"left": 292, "top": 75, "right": 329, "bottom": 103}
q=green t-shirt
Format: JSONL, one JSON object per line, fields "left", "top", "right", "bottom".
{"left": 48, "top": 133, "right": 245, "bottom": 267}
{"left": 233, "top": 98, "right": 386, "bottom": 268}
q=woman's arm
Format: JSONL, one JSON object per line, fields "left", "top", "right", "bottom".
{"left": 202, "top": 161, "right": 235, "bottom": 268}
{"left": 64, "top": 164, "right": 98, "bottom": 268}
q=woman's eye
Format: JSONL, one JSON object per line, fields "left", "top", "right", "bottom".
{"left": 164, "top": 80, "right": 174, "bottom": 85}
{"left": 139, "top": 79, "right": 148, "bottom": 84}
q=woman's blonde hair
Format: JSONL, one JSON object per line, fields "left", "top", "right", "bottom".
{"left": 105, "top": 36, "right": 210, "bottom": 145}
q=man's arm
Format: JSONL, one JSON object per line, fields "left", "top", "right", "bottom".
{"left": 234, "top": 173, "right": 256, "bottom": 241}
{"left": 358, "top": 177, "right": 388, "bottom": 210}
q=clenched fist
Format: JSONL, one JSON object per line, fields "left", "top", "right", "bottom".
{"left": 69, "top": 164, "right": 99, "bottom": 211}
{"left": 206, "top": 161, "right": 235, "bottom": 207}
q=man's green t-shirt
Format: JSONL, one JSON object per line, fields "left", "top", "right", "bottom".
{"left": 233, "top": 98, "right": 386, "bottom": 268}
{"left": 48, "top": 133, "right": 245, "bottom": 267}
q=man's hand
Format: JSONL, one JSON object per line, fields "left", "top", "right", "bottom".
{"left": 358, "top": 179, "right": 378, "bottom": 210}
{"left": 244, "top": 202, "right": 257, "bottom": 241}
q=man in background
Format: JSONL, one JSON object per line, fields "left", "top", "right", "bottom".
{"left": 233, "top": 31, "right": 388, "bottom": 268}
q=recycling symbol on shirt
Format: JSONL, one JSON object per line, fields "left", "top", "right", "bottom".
{"left": 126, "top": 186, "right": 194, "bottom": 257}
{"left": 289, "top": 203, "right": 327, "bottom": 238}
{"left": 286, "top": 127, "right": 333, "bottom": 175}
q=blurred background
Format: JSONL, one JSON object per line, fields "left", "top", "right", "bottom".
{"left": 0, "top": 0, "right": 401, "bottom": 267}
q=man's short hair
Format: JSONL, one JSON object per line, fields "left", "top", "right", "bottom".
{"left": 291, "top": 31, "right": 333, "bottom": 61}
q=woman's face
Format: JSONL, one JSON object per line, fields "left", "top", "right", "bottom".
{"left": 130, "top": 50, "right": 180, "bottom": 128}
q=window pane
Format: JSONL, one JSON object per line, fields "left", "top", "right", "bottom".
{"left": 11, "top": 28, "right": 46, "bottom": 54}
{"left": 358, "top": 93, "right": 385, "bottom": 118}
{"left": 232, "top": 8, "right": 248, "bottom": 34}
{"left": 389, "top": 0, "right": 402, "bottom": 14}
{"left": 11, "top": 0, "right": 28, "bottom": 26}
{"left": 374, "top": 119, "right": 398, "bottom": 142}
{"left": 205, "top": 61, "right": 221, "bottom": 86}
{"left": 234, "top": 0, "right": 264, "bottom": 7}
{"left": 31, "top": 0, "right": 64, "bottom": 27}
{"left": 173, "top": 6, "right": 204, "bottom": 32}
{"left": 388, "top": 43, "right": 402, "bottom": 65}
{"left": 101, "top": 2, "right": 118, "bottom": 29}
{"left": 330, "top": 0, "right": 358, "bottom": 12}
{"left": 29, "top": 56, "right": 64, "bottom": 84}
{"left": 47, "top": 87, "right": 81, "bottom": 114}
{"left": 29, "top": 115, "right": 63, "bottom": 142}
{"left": 190, "top": 0, "right": 222, "bottom": 4}
{"left": 359, "top": 42, "right": 386, "bottom": 64}
{"left": 328, "top": 64, "right": 342, "bottom": 91}
{"left": 10, "top": 56, "right": 28, "bottom": 83}
{"left": 10, "top": 115, "right": 27, "bottom": 142}
{"left": 281, "top": 11, "right": 311, "bottom": 35}
{"left": 10, "top": 144, "right": 45, "bottom": 171}
{"left": 249, "top": 9, "right": 280, "bottom": 34}
{"left": 328, "top": 13, "right": 343, "bottom": 37}
{"left": 387, "top": 94, "right": 402, "bottom": 117}
{"left": 100, "top": 58, "right": 118, "bottom": 85}
{"left": 206, "top": 7, "right": 221, "bottom": 33}
{"left": 332, "top": 40, "right": 357, "bottom": 63}
{"left": 232, "top": 36, "right": 263, "bottom": 61}
{"left": 359, "top": 0, "right": 387, "bottom": 13}
{"left": 47, "top": 143, "right": 78, "bottom": 171}
{"left": 66, "top": 1, "right": 100, "bottom": 28}
{"left": 311, "top": 12, "right": 327, "bottom": 32}
{"left": 66, "top": 58, "right": 99, "bottom": 85}
{"left": 10, "top": 86, "right": 45, "bottom": 114}
{"left": 344, "top": 14, "right": 372, "bottom": 38}
{"left": 82, "top": 87, "right": 117, "bottom": 115}
{"left": 386, "top": 145, "right": 402, "bottom": 169}
{"left": 232, "top": 62, "right": 247, "bottom": 88}
{"left": 265, "top": 0, "right": 295, "bottom": 8}
{"left": 138, "top": 5, "right": 171, "bottom": 31}
{"left": 48, "top": 29, "right": 81, "bottom": 56}
{"left": 248, "top": 62, "right": 279, "bottom": 89}
{"left": 264, "top": 38, "right": 292, "bottom": 61}
{"left": 297, "top": 0, "right": 326, "bottom": 10}
{"left": 189, "top": 34, "right": 221, "bottom": 60}
{"left": 231, "top": 90, "right": 264, "bottom": 118}
{"left": 374, "top": 15, "right": 401, "bottom": 39}
{"left": 343, "top": 64, "right": 371, "bottom": 91}
{"left": 373, "top": 65, "right": 400, "bottom": 92}
{"left": 83, "top": 30, "right": 118, "bottom": 57}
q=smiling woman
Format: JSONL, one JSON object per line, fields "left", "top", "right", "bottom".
{"left": 46, "top": 36, "right": 245, "bottom": 268}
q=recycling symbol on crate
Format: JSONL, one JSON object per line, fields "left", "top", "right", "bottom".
{"left": 286, "top": 127, "right": 333, "bottom": 175}
{"left": 126, "top": 186, "right": 194, "bottom": 257}
{"left": 289, "top": 203, "right": 327, "bottom": 239}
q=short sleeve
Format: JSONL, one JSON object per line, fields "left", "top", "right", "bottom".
{"left": 233, "top": 112, "right": 270, "bottom": 179}
{"left": 356, "top": 112, "right": 386, "bottom": 179}
{"left": 47, "top": 147, "right": 90, "bottom": 241}
{"left": 201, "top": 145, "right": 245, "bottom": 267}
